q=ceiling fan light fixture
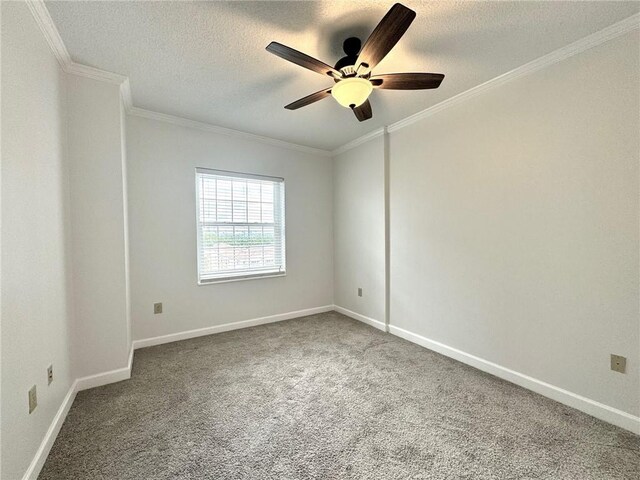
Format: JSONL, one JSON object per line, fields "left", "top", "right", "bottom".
{"left": 267, "top": 4, "right": 442, "bottom": 122}
{"left": 331, "top": 77, "right": 373, "bottom": 109}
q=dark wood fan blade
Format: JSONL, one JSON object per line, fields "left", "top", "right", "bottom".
{"left": 352, "top": 100, "right": 372, "bottom": 122}
{"left": 370, "top": 73, "right": 444, "bottom": 90}
{"left": 285, "top": 88, "right": 332, "bottom": 110}
{"left": 356, "top": 3, "right": 416, "bottom": 71}
{"left": 266, "top": 42, "right": 340, "bottom": 78}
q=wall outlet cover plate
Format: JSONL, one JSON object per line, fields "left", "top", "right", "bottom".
{"left": 610, "top": 354, "right": 626, "bottom": 373}
{"left": 29, "top": 385, "right": 37, "bottom": 414}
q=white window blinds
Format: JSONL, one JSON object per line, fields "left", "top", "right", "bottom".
{"left": 195, "top": 168, "right": 286, "bottom": 283}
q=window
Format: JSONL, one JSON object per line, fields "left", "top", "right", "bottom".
{"left": 195, "top": 168, "right": 285, "bottom": 283}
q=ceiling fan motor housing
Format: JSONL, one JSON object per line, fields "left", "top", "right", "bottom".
{"left": 334, "top": 37, "right": 362, "bottom": 76}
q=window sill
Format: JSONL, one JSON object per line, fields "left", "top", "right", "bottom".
{"left": 198, "top": 272, "right": 286, "bottom": 285}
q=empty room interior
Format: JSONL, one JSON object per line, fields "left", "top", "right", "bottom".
{"left": 2, "top": 1, "right": 639, "bottom": 478}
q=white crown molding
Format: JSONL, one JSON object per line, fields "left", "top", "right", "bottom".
{"left": 120, "top": 78, "right": 133, "bottom": 112}
{"left": 25, "top": 0, "right": 331, "bottom": 158}
{"left": 128, "top": 107, "right": 332, "bottom": 157}
{"left": 330, "top": 12, "right": 640, "bottom": 155}
{"left": 25, "top": 0, "right": 72, "bottom": 69}
{"left": 26, "top": 0, "right": 135, "bottom": 111}
{"left": 387, "top": 12, "right": 640, "bottom": 133}
{"left": 28, "top": 1, "right": 637, "bottom": 159}
{"left": 331, "top": 128, "right": 385, "bottom": 157}
{"left": 65, "top": 62, "right": 128, "bottom": 85}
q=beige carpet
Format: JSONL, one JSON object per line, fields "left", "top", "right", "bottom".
{"left": 40, "top": 312, "right": 639, "bottom": 479}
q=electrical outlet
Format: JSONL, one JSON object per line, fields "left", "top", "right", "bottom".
{"left": 358, "top": 288, "right": 363, "bottom": 297}
{"left": 28, "top": 385, "right": 37, "bottom": 414}
{"left": 47, "top": 364, "right": 53, "bottom": 385}
{"left": 154, "top": 302, "right": 162, "bottom": 314}
{"left": 611, "top": 354, "right": 626, "bottom": 373}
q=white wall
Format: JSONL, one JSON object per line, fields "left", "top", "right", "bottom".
{"left": 333, "top": 136, "right": 385, "bottom": 322}
{"left": 126, "top": 116, "right": 333, "bottom": 341}
{"left": 66, "top": 75, "right": 130, "bottom": 378}
{"left": 389, "top": 32, "right": 639, "bottom": 416}
{"left": 1, "top": 3, "right": 74, "bottom": 478}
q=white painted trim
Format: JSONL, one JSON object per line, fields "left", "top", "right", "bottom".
{"left": 30, "top": 1, "right": 637, "bottom": 159}
{"left": 76, "top": 347, "right": 134, "bottom": 392}
{"left": 25, "top": 1, "right": 134, "bottom": 113}
{"left": 334, "top": 305, "right": 386, "bottom": 332}
{"left": 120, "top": 78, "right": 133, "bottom": 112}
{"left": 330, "top": 12, "right": 640, "bottom": 154}
{"left": 25, "top": 0, "right": 72, "bottom": 69}
{"left": 25, "top": 1, "right": 127, "bottom": 86}
{"left": 25, "top": 0, "right": 331, "bottom": 157}
{"left": 382, "top": 127, "right": 390, "bottom": 334}
{"left": 387, "top": 13, "right": 640, "bottom": 133}
{"left": 21, "top": 301, "right": 334, "bottom": 480}
{"left": 128, "top": 107, "right": 331, "bottom": 157}
{"left": 331, "top": 128, "right": 385, "bottom": 157}
{"left": 388, "top": 324, "right": 640, "bottom": 434}
{"left": 20, "top": 347, "right": 134, "bottom": 479}
{"left": 65, "top": 62, "right": 128, "bottom": 85}
{"left": 127, "top": 345, "right": 134, "bottom": 370}
{"left": 21, "top": 381, "right": 78, "bottom": 480}
{"left": 133, "top": 305, "right": 335, "bottom": 349}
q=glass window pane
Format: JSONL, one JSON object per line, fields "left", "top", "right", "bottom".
{"left": 249, "top": 246, "right": 264, "bottom": 266}
{"left": 197, "top": 170, "right": 285, "bottom": 281}
{"left": 263, "top": 245, "right": 275, "bottom": 265}
{"left": 249, "top": 226, "right": 263, "bottom": 246}
{"left": 218, "top": 226, "right": 233, "bottom": 246}
{"left": 261, "top": 203, "right": 274, "bottom": 223}
{"left": 234, "top": 226, "right": 248, "bottom": 245}
{"left": 217, "top": 200, "right": 232, "bottom": 222}
{"left": 262, "top": 226, "right": 275, "bottom": 245}
{"left": 247, "top": 181, "right": 261, "bottom": 202}
{"left": 202, "top": 248, "right": 218, "bottom": 273}
{"left": 247, "top": 202, "right": 261, "bottom": 223}
{"left": 202, "top": 199, "right": 216, "bottom": 223}
{"left": 234, "top": 247, "right": 249, "bottom": 269}
{"left": 232, "top": 201, "right": 247, "bottom": 222}
{"left": 202, "top": 226, "right": 218, "bottom": 248}
{"left": 232, "top": 180, "right": 247, "bottom": 202}
{"left": 202, "top": 178, "right": 216, "bottom": 199}
{"left": 261, "top": 182, "right": 274, "bottom": 203}
{"left": 217, "top": 179, "right": 232, "bottom": 200}
{"left": 218, "top": 248, "right": 234, "bottom": 270}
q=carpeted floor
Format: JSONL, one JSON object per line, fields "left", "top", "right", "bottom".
{"left": 40, "top": 312, "right": 639, "bottom": 479}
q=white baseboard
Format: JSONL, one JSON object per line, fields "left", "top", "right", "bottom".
{"left": 132, "top": 305, "right": 335, "bottom": 350}
{"left": 21, "top": 381, "right": 78, "bottom": 480}
{"left": 76, "top": 346, "right": 134, "bottom": 391}
{"left": 388, "top": 324, "right": 640, "bottom": 434}
{"left": 21, "top": 303, "right": 334, "bottom": 480}
{"left": 21, "top": 346, "right": 134, "bottom": 479}
{"left": 334, "top": 305, "right": 387, "bottom": 332}
{"left": 21, "top": 308, "right": 636, "bottom": 480}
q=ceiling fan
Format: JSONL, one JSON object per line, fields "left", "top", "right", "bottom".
{"left": 266, "top": 3, "right": 444, "bottom": 122}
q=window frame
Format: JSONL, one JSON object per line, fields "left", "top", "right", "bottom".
{"left": 195, "top": 167, "right": 286, "bottom": 285}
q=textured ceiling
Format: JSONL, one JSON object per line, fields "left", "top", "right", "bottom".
{"left": 46, "top": 1, "right": 639, "bottom": 151}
